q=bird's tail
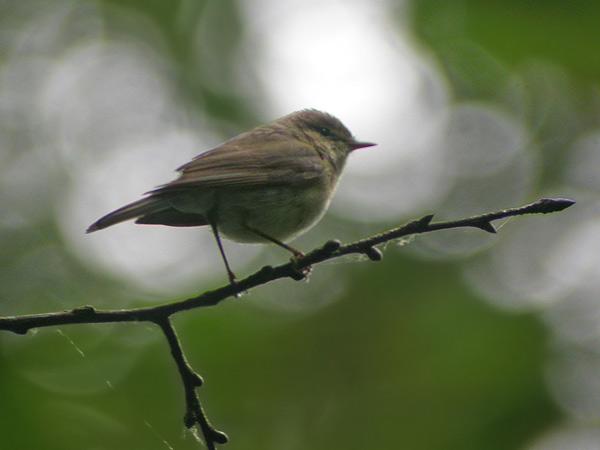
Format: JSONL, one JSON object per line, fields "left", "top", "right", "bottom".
{"left": 86, "top": 196, "right": 166, "bottom": 233}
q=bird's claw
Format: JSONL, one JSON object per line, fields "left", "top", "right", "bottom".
{"left": 289, "top": 257, "right": 312, "bottom": 281}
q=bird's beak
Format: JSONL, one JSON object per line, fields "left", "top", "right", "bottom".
{"left": 349, "top": 140, "right": 376, "bottom": 151}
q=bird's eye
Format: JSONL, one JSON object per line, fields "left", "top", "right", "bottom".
{"left": 318, "top": 127, "right": 332, "bottom": 137}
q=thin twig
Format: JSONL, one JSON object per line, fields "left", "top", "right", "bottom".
{"left": 0, "top": 197, "right": 575, "bottom": 448}
{"left": 156, "top": 318, "right": 228, "bottom": 449}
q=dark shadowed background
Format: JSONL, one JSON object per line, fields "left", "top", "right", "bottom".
{"left": 1, "top": 1, "right": 599, "bottom": 449}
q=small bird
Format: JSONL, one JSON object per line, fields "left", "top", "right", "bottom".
{"left": 87, "top": 109, "right": 375, "bottom": 283}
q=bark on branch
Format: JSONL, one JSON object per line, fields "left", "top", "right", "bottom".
{"left": 0, "top": 197, "right": 575, "bottom": 449}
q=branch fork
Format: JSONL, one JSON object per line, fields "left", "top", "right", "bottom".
{"left": 0, "top": 197, "right": 575, "bottom": 449}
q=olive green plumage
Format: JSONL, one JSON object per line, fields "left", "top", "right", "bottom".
{"left": 87, "top": 109, "right": 375, "bottom": 282}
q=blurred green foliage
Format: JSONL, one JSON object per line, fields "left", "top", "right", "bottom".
{"left": 412, "top": 0, "right": 600, "bottom": 81}
{"left": 2, "top": 0, "right": 595, "bottom": 449}
{"left": 1, "top": 255, "right": 559, "bottom": 450}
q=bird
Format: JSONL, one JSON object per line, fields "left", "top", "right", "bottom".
{"left": 87, "top": 109, "right": 375, "bottom": 284}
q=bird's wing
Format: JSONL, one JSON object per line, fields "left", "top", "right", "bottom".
{"left": 150, "top": 132, "right": 324, "bottom": 193}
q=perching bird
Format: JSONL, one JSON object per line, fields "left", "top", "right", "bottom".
{"left": 87, "top": 109, "right": 375, "bottom": 283}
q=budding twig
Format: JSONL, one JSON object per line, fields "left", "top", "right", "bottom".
{"left": 0, "top": 197, "right": 575, "bottom": 448}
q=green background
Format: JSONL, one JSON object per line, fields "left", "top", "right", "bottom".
{"left": 2, "top": 1, "right": 598, "bottom": 449}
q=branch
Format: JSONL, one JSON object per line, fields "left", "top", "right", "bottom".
{"left": 0, "top": 197, "right": 575, "bottom": 448}
{"left": 157, "top": 318, "right": 228, "bottom": 449}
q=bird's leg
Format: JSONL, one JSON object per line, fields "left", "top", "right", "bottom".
{"left": 244, "top": 225, "right": 304, "bottom": 258}
{"left": 244, "top": 225, "right": 310, "bottom": 280}
{"left": 209, "top": 220, "right": 237, "bottom": 286}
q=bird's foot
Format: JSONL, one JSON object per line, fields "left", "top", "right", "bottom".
{"left": 226, "top": 272, "right": 246, "bottom": 298}
{"left": 289, "top": 254, "right": 312, "bottom": 281}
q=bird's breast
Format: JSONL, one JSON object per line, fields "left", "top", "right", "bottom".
{"left": 216, "top": 179, "right": 335, "bottom": 243}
